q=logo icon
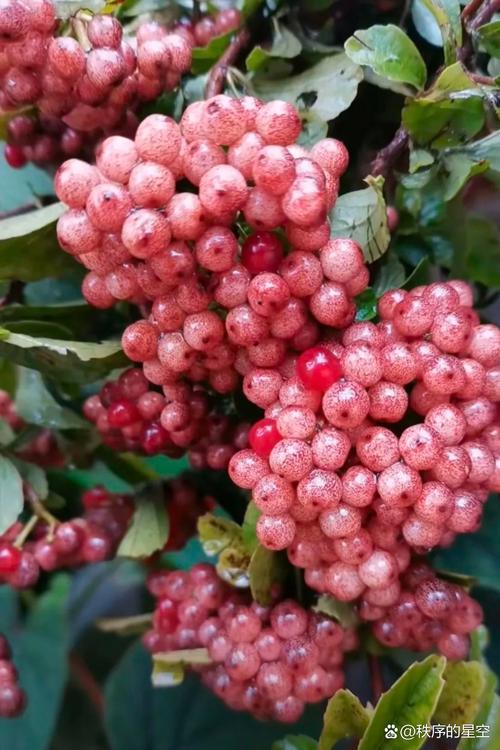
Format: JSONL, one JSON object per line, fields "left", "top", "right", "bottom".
{"left": 384, "top": 724, "right": 398, "bottom": 739}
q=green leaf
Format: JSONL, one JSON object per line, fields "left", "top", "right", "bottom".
{"left": 0, "top": 301, "right": 113, "bottom": 338}
{"left": 477, "top": 20, "right": 500, "bottom": 58}
{"left": 197, "top": 513, "right": 242, "bottom": 556}
{"left": 248, "top": 544, "right": 288, "bottom": 606}
{"left": 117, "top": 484, "right": 168, "bottom": 558}
{"left": 105, "top": 643, "right": 327, "bottom": 750}
{"left": 417, "top": 0, "right": 462, "bottom": 64}
{"left": 0, "top": 417, "right": 15, "bottom": 446}
{"left": 435, "top": 661, "right": 488, "bottom": 725}
{"left": 191, "top": 31, "right": 233, "bottom": 75}
{"left": 318, "top": 690, "right": 370, "bottom": 750}
{"left": 461, "top": 216, "right": 500, "bottom": 288}
{"left": 297, "top": 111, "right": 328, "bottom": 148}
{"left": 241, "top": 501, "right": 260, "bottom": 554}
{"left": 402, "top": 63, "right": 485, "bottom": 148}
{"left": 313, "top": 595, "right": 359, "bottom": 629}
{"left": 246, "top": 17, "right": 302, "bottom": 71}
{"left": 15, "top": 368, "right": 88, "bottom": 430}
{"left": 217, "top": 542, "right": 251, "bottom": 587}
{"left": 450, "top": 131, "right": 500, "bottom": 173}
{"left": 345, "top": 25, "right": 427, "bottom": 91}
{"left": 0, "top": 329, "right": 126, "bottom": 384}
{"left": 373, "top": 254, "right": 406, "bottom": 296}
{"left": 273, "top": 737, "right": 318, "bottom": 750}
{"left": 409, "top": 148, "right": 435, "bottom": 173}
{"left": 358, "top": 655, "right": 446, "bottom": 750}
{"left": 241, "top": 0, "right": 265, "bottom": 18}
{"left": 152, "top": 649, "right": 212, "bottom": 688}
{"left": 0, "top": 202, "right": 77, "bottom": 282}
{"left": 0, "top": 455, "right": 23, "bottom": 534}
{"left": 353, "top": 288, "right": 376, "bottom": 321}
{"left": 9, "top": 456, "right": 48, "bottom": 500}
{"left": 441, "top": 153, "right": 489, "bottom": 200}
{"left": 412, "top": 0, "right": 446, "bottom": 47}
{"left": 253, "top": 53, "right": 363, "bottom": 122}
{"left": 0, "top": 575, "right": 70, "bottom": 750}
{"left": 330, "top": 176, "right": 390, "bottom": 263}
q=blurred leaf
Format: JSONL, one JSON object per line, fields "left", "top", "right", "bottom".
{"left": 435, "top": 661, "right": 488, "bottom": 725}
{"left": 241, "top": 0, "right": 265, "bottom": 17}
{"left": 0, "top": 202, "right": 77, "bottom": 282}
{"left": 249, "top": 544, "right": 287, "bottom": 605}
{"left": 274, "top": 737, "right": 317, "bottom": 750}
{"left": 0, "top": 455, "right": 23, "bottom": 534}
{"left": 355, "top": 288, "right": 377, "bottom": 321}
{"left": 3, "top": 319, "right": 74, "bottom": 338}
{"left": 345, "top": 25, "right": 427, "bottom": 91}
{"left": 0, "top": 575, "right": 70, "bottom": 749}
{"left": 0, "top": 358, "right": 17, "bottom": 395}
{"left": 9, "top": 456, "right": 48, "bottom": 499}
{"left": 373, "top": 254, "right": 406, "bottom": 296}
{"left": 318, "top": 690, "right": 370, "bottom": 750}
{"left": 441, "top": 153, "right": 489, "bottom": 200}
{"left": 458, "top": 658, "right": 500, "bottom": 750}
{"left": 412, "top": 0, "right": 445, "bottom": 47}
{"left": 409, "top": 148, "right": 435, "bottom": 173}
{"left": 402, "top": 63, "right": 485, "bottom": 147}
{"left": 0, "top": 301, "right": 111, "bottom": 338}
{"left": 241, "top": 501, "right": 260, "bottom": 554}
{"left": 402, "top": 257, "right": 431, "bottom": 289}
{"left": 0, "top": 329, "right": 126, "bottom": 384}
{"left": 417, "top": 0, "right": 462, "bottom": 63}
{"left": 117, "top": 484, "right": 168, "bottom": 559}
{"left": 15, "top": 368, "right": 88, "bottom": 430}
{"left": 197, "top": 513, "right": 242, "bottom": 556}
{"left": 217, "top": 542, "right": 251, "bottom": 588}
{"left": 477, "top": 20, "right": 500, "bottom": 58}
{"left": 330, "top": 176, "right": 390, "bottom": 263}
{"left": 246, "top": 17, "right": 301, "bottom": 71}
{"left": 313, "top": 595, "right": 359, "bottom": 629}
{"left": 253, "top": 54, "right": 363, "bottom": 122}
{"left": 152, "top": 649, "right": 211, "bottom": 688}
{"left": 0, "top": 417, "right": 15, "bottom": 446}
{"left": 358, "top": 655, "right": 446, "bottom": 750}
{"left": 191, "top": 31, "right": 233, "bottom": 75}
{"left": 298, "top": 111, "right": 328, "bottom": 148}
{"left": 105, "top": 643, "right": 327, "bottom": 750}
{"left": 461, "top": 216, "right": 500, "bottom": 287}
{"left": 451, "top": 131, "right": 500, "bottom": 173}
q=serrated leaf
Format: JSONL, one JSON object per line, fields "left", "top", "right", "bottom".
{"left": 9, "top": 456, "right": 48, "bottom": 500}
{"left": 345, "top": 25, "right": 427, "bottom": 91}
{"left": 249, "top": 544, "right": 288, "bottom": 605}
{"left": 117, "top": 484, "right": 168, "bottom": 558}
{"left": 191, "top": 31, "right": 233, "bottom": 75}
{"left": 373, "top": 254, "right": 406, "bottom": 296}
{"left": 435, "top": 661, "right": 488, "bottom": 725}
{"left": 318, "top": 689, "right": 370, "bottom": 750}
{"left": 477, "top": 20, "right": 500, "bottom": 58}
{"left": 417, "top": 0, "right": 462, "bottom": 64}
{"left": 273, "top": 737, "right": 317, "bottom": 750}
{"left": 330, "top": 176, "right": 389, "bottom": 263}
{"left": 358, "top": 655, "right": 446, "bottom": 750}
{"left": 0, "top": 202, "right": 77, "bottom": 282}
{"left": 15, "top": 367, "right": 88, "bottom": 430}
{"left": 197, "top": 513, "right": 242, "bottom": 556}
{"left": 97, "top": 613, "right": 153, "bottom": 636}
{"left": 0, "top": 455, "right": 23, "bottom": 534}
{"left": 312, "top": 595, "right": 359, "bottom": 629}
{"left": 0, "top": 329, "right": 126, "bottom": 384}
{"left": 246, "top": 17, "right": 301, "bottom": 71}
{"left": 253, "top": 54, "right": 362, "bottom": 122}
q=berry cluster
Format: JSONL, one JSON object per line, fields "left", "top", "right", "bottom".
{"left": 0, "top": 634, "right": 25, "bottom": 718}
{"left": 1, "top": 1, "right": 192, "bottom": 167}
{"left": 83, "top": 367, "right": 249, "bottom": 469}
{"left": 363, "top": 561, "right": 482, "bottom": 660}
{"left": 229, "top": 279, "right": 499, "bottom": 656}
{"left": 143, "top": 563, "right": 354, "bottom": 722}
{"left": 0, "top": 388, "right": 63, "bottom": 466}
{"left": 171, "top": 8, "right": 241, "bottom": 47}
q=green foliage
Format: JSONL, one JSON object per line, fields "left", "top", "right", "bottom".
{"left": 117, "top": 483, "right": 168, "bottom": 558}
{"left": 318, "top": 690, "right": 370, "bottom": 750}
{"left": 246, "top": 17, "right": 301, "bottom": 71}
{"left": 345, "top": 25, "right": 427, "bottom": 92}
{"left": 191, "top": 31, "right": 233, "bottom": 75}
{"left": 15, "top": 368, "right": 88, "bottom": 430}
{"left": 248, "top": 544, "right": 287, "bottom": 606}
{"left": 417, "top": 0, "right": 462, "bottom": 64}
{"left": 330, "top": 177, "right": 389, "bottom": 263}
{"left": 0, "top": 455, "right": 23, "bottom": 534}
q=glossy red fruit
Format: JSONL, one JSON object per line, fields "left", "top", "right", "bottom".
{"left": 107, "top": 398, "right": 141, "bottom": 428}
{"left": 241, "top": 232, "right": 284, "bottom": 274}
{"left": 82, "top": 486, "right": 111, "bottom": 509}
{"left": 249, "top": 418, "right": 281, "bottom": 458}
{"left": 4, "top": 144, "right": 26, "bottom": 169}
{"left": 297, "top": 346, "right": 342, "bottom": 391}
{"left": 141, "top": 422, "right": 170, "bottom": 454}
{"left": 0, "top": 544, "right": 22, "bottom": 575}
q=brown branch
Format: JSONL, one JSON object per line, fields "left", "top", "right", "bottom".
{"left": 370, "top": 126, "right": 409, "bottom": 178}
{"left": 69, "top": 652, "right": 104, "bottom": 715}
{"left": 205, "top": 28, "right": 251, "bottom": 99}
{"left": 459, "top": 0, "right": 500, "bottom": 61}
{"left": 462, "top": 0, "right": 484, "bottom": 21}
{"left": 368, "top": 654, "right": 384, "bottom": 704}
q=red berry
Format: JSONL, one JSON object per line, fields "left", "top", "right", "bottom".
{"left": 241, "top": 232, "right": 284, "bottom": 274}
{"left": 140, "top": 421, "right": 170, "bottom": 454}
{"left": 0, "top": 544, "right": 22, "bottom": 575}
{"left": 4, "top": 144, "right": 26, "bottom": 169}
{"left": 82, "top": 486, "right": 111, "bottom": 509}
{"left": 107, "top": 398, "right": 141, "bottom": 428}
{"left": 248, "top": 418, "right": 281, "bottom": 458}
{"left": 297, "top": 346, "right": 342, "bottom": 391}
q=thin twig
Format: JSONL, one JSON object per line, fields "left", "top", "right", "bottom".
{"left": 368, "top": 654, "right": 384, "bottom": 704}
{"left": 69, "top": 652, "right": 104, "bottom": 715}
{"left": 25, "top": 484, "right": 58, "bottom": 538}
{"left": 14, "top": 515, "right": 38, "bottom": 549}
{"left": 205, "top": 29, "right": 251, "bottom": 99}
{"left": 370, "top": 126, "right": 409, "bottom": 178}
{"left": 462, "top": 0, "right": 484, "bottom": 21}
